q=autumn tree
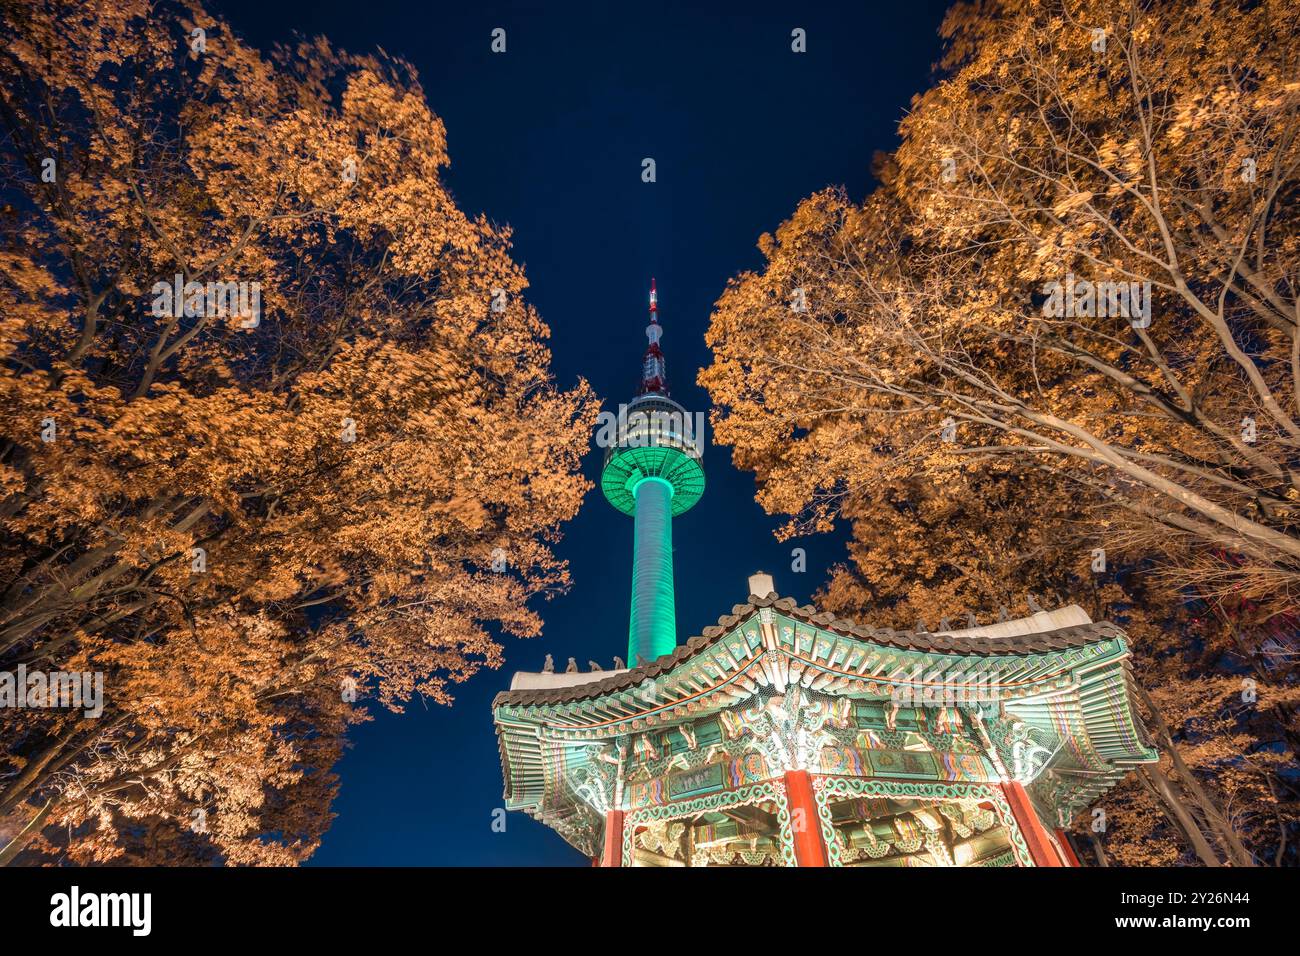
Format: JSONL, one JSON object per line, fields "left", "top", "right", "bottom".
{"left": 0, "top": 0, "right": 596, "bottom": 864}
{"left": 702, "top": 0, "right": 1298, "bottom": 864}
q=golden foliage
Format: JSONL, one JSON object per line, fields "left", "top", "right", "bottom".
{"left": 0, "top": 0, "right": 596, "bottom": 864}
{"left": 702, "top": 0, "right": 1299, "bottom": 865}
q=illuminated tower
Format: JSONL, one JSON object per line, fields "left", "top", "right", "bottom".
{"left": 600, "top": 280, "right": 705, "bottom": 666}
{"left": 493, "top": 287, "right": 1157, "bottom": 868}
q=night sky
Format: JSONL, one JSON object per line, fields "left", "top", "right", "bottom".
{"left": 210, "top": 0, "right": 955, "bottom": 865}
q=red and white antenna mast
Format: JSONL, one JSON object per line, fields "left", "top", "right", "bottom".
{"left": 638, "top": 278, "right": 668, "bottom": 395}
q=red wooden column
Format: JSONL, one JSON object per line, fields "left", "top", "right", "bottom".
{"left": 596, "top": 810, "right": 624, "bottom": 867}
{"left": 784, "top": 770, "right": 829, "bottom": 867}
{"left": 1054, "top": 828, "right": 1083, "bottom": 867}
{"left": 1000, "top": 782, "right": 1064, "bottom": 867}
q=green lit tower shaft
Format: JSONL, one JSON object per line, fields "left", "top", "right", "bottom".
{"left": 601, "top": 280, "right": 705, "bottom": 666}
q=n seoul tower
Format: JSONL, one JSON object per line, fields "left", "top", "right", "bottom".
{"left": 600, "top": 280, "right": 706, "bottom": 666}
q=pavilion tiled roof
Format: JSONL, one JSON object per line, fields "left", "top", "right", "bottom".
{"left": 492, "top": 591, "right": 1126, "bottom": 709}
{"left": 492, "top": 589, "right": 1158, "bottom": 852}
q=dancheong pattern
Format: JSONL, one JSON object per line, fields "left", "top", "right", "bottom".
{"left": 810, "top": 775, "right": 1035, "bottom": 867}
{"left": 621, "top": 779, "right": 796, "bottom": 867}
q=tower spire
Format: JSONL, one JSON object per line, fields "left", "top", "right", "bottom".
{"left": 639, "top": 278, "right": 668, "bottom": 396}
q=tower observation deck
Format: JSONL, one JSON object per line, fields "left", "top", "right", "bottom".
{"left": 600, "top": 280, "right": 705, "bottom": 666}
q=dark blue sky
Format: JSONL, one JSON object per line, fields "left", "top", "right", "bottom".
{"left": 212, "top": 0, "right": 954, "bottom": 865}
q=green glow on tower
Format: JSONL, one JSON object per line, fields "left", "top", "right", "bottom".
{"left": 600, "top": 281, "right": 705, "bottom": 666}
{"left": 629, "top": 477, "right": 676, "bottom": 661}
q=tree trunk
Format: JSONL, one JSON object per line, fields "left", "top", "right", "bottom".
{"left": 1143, "top": 764, "right": 1224, "bottom": 866}
{"left": 0, "top": 798, "right": 55, "bottom": 867}
{"left": 0, "top": 723, "right": 80, "bottom": 813}
{"left": 1087, "top": 830, "right": 1109, "bottom": 866}
{"left": 1136, "top": 683, "right": 1256, "bottom": 866}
